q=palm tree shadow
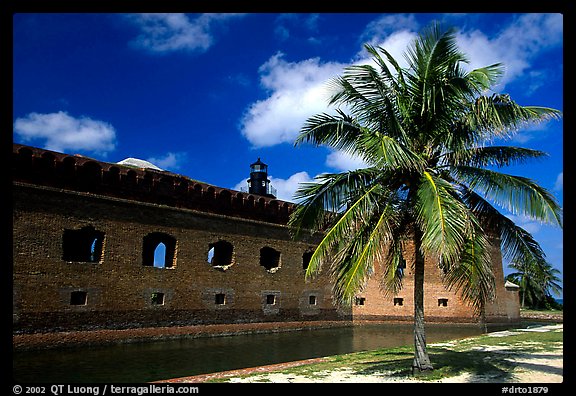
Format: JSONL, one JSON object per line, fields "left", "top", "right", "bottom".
{"left": 354, "top": 348, "right": 517, "bottom": 382}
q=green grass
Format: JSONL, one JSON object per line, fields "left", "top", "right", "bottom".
{"left": 211, "top": 325, "right": 562, "bottom": 382}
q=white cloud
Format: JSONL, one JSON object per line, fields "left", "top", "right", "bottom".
{"left": 240, "top": 13, "right": 563, "bottom": 165}
{"left": 233, "top": 171, "right": 314, "bottom": 202}
{"left": 505, "top": 213, "right": 542, "bottom": 235}
{"left": 240, "top": 53, "right": 346, "bottom": 148}
{"left": 554, "top": 172, "right": 563, "bottom": 191}
{"left": 360, "top": 13, "right": 419, "bottom": 46}
{"left": 270, "top": 171, "right": 315, "bottom": 202}
{"left": 146, "top": 152, "right": 188, "bottom": 171}
{"left": 13, "top": 111, "right": 117, "bottom": 155}
{"left": 325, "top": 150, "right": 369, "bottom": 172}
{"left": 128, "top": 13, "right": 245, "bottom": 53}
{"left": 455, "top": 13, "right": 563, "bottom": 88}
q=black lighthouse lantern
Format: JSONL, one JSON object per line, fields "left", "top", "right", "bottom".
{"left": 248, "top": 158, "right": 276, "bottom": 198}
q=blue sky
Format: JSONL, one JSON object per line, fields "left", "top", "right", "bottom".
{"left": 12, "top": 13, "right": 563, "bottom": 290}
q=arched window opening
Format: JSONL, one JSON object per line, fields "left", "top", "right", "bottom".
{"left": 143, "top": 233, "right": 176, "bottom": 268}
{"left": 62, "top": 226, "right": 105, "bottom": 263}
{"left": 207, "top": 240, "right": 234, "bottom": 271}
{"left": 260, "top": 246, "right": 281, "bottom": 273}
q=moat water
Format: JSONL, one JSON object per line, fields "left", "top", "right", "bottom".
{"left": 13, "top": 323, "right": 523, "bottom": 383}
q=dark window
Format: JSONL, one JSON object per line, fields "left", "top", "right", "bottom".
{"left": 355, "top": 297, "right": 366, "bottom": 306}
{"left": 397, "top": 257, "right": 406, "bottom": 278}
{"left": 309, "top": 295, "right": 317, "bottom": 305}
{"left": 394, "top": 297, "right": 404, "bottom": 306}
{"left": 215, "top": 293, "right": 226, "bottom": 305}
{"left": 302, "top": 251, "right": 313, "bottom": 271}
{"left": 438, "top": 298, "right": 448, "bottom": 307}
{"left": 62, "top": 226, "right": 105, "bottom": 262}
{"left": 207, "top": 240, "right": 234, "bottom": 267}
{"left": 260, "top": 247, "right": 281, "bottom": 272}
{"left": 143, "top": 233, "right": 176, "bottom": 268}
{"left": 151, "top": 292, "right": 165, "bottom": 305}
{"left": 70, "top": 291, "right": 87, "bottom": 306}
{"left": 266, "top": 294, "right": 276, "bottom": 305}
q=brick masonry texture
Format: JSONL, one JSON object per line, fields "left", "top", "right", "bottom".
{"left": 12, "top": 143, "right": 520, "bottom": 335}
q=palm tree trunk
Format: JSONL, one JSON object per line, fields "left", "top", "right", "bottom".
{"left": 412, "top": 233, "right": 433, "bottom": 373}
{"left": 521, "top": 276, "right": 526, "bottom": 308}
{"left": 480, "top": 302, "right": 488, "bottom": 333}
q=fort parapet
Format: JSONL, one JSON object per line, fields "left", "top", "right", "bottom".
{"left": 12, "top": 143, "right": 294, "bottom": 225}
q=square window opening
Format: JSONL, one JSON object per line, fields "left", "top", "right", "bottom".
{"left": 215, "top": 293, "right": 226, "bottom": 305}
{"left": 309, "top": 295, "right": 317, "bottom": 305}
{"left": 394, "top": 297, "right": 404, "bottom": 306}
{"left": 70, "top": 291, "right": 87, "bottom": 306}
{"left": 438, "top": 298, "right": 448, "bottom": 307}
{"left": 266, "top": 294, "right": 276, "bottom": 305}
{"left": 151, "top": 292, "right": 165, "bottom": 305}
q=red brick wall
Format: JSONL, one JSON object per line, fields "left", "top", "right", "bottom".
{"left": 352, "top": 235, "right": 518, "bottom": 324}
{"left": 13, "top": 183, "right": 349, "bottom": 332}
{"left": 12, "top": 143, "right": 519, "bottom": 333}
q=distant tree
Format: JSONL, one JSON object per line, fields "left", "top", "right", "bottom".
{"left": 507, "top": 259, "right": 562, "bottom": 309}
{"left": 289, "top": 23, "right": 562, "bottom": 373}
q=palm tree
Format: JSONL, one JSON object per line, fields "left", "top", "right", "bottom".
{"left": 507, "top": 258, "right": 546, "bottom": 308}
{"left": 288, "top": 23, "right": 562, "bottom": 373}
{"left": 538, "top": 262, "right": 563, "bottom": 304}
{"left": 507, "top": 259, "right": 562, "bottom": 308}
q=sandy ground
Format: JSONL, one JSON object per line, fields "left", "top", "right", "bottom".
{"left": 200, "top": 324, "right": 563, "bottom": 383}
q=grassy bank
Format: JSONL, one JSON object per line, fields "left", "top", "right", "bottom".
{"left": 210, "top": 323, "right": 563, "bottom": 383}
{"left": 521, "top": 308, "right": 563, "bottom": 321}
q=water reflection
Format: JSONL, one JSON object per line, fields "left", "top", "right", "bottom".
{"left": 13, "top": 323, "right": 512, "bottom": 383}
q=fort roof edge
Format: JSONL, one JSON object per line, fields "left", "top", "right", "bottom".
{"left": 12, "top": 143, "right": 296, "bottom": 225}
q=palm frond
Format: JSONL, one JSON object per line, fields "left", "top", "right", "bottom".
{"left": 379, "top": 226, "right": 408, "bottom": 297}
{"left": 443, "top": 146, "right": 548, "bottom": 168}
{"left": 460, "top": 189, "right": 548, "bottom": 266}
{"left": 294, "top": 110, "right": 363, "bottom": 152}
{"left": 415, "top": 171, "right": 472, "bottom": 264}
{"left": 359, "top": 132, "right": 425, "bottom": 172}
{"left": 299, "top": 182, "right": 383, "bottom": 279}
{"left": 288, "top": 168, "right": 382, "bottom": 239}
{"left": 466, "top": 63, "right": 504, "bottom": 93}
{"left": 331, "top": 210, "right": 388, "bottom": 304}
{"left": 465, "top": 94, "right": 562, "bottom": 140}
{"left": 330, "top": 198, "right": 401, "bottom": 304}
{"left": 326, "top": 61, "right": 408, "bottom": 143}
{"left": 404, "top": 23, "right": 468, "bottom": 118}
{"left": 452, "top": 166, "right": 563, "bottom": 227}
{"left": 363, "top": 43, "right": 407, "bottom": 94}
{"left": 442, "top": 225, "right": 495, "bottom": 315}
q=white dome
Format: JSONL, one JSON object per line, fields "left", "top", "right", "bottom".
{"left": 116, "top": 158, "right": 163, "bottom": 171}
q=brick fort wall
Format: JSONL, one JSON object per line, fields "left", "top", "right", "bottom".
{"left": 12, "top": 143, "right": 519, "bottom": 333}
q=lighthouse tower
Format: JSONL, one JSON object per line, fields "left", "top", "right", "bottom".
{"left": 247, "top": 158, "right": 276, "bottom": 198}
